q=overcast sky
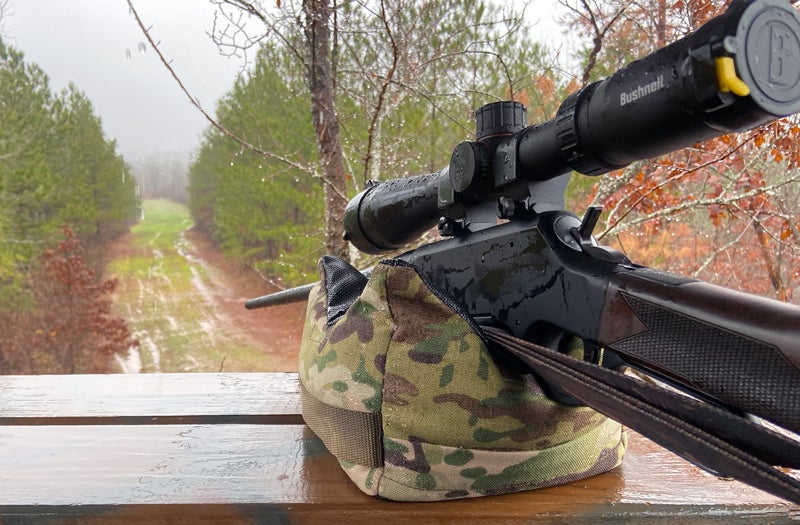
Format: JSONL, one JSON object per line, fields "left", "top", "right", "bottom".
{"left": 2, "top": 1, "right": 566, "bottom": 162}
{"left": 3, "top": 0, "right": 245, "bottom": 160}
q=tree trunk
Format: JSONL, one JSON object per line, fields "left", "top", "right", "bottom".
{"left": 656, "top": 0, "right": 667, "bottom": 48}
{"left": 303, "top": 0, "right": 349, "bottom": 260}
{"left": 752, "top": 218, "right": 788, "bottom": 301}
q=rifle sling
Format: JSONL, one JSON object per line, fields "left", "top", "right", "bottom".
{"left": 483, "top": 326, "right": 800, "bottom": 505}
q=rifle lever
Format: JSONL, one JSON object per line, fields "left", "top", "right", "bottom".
{"left": 570, "top": 207, "right": 630, "bottom": 264}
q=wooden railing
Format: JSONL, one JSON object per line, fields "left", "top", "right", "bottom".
{"left": 1, "top": 372, "right": 797, "bottom": 524}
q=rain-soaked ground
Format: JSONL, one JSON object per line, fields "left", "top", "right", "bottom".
{"left": 106, "top": 199, "right": 305, "bottom": 373}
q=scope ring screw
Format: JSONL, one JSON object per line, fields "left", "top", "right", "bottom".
{"left": 497, "top": 197, "right": 517, "bottom": 219}
{"left": 438, "top": 217, "right": 467, "bottom": 237}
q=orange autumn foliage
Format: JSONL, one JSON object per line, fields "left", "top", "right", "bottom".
{"left": 563, "top": 0, "right": 800, "bottom": 303}
{"left": 0, "top": 226, "right": 138, "bottom": 374}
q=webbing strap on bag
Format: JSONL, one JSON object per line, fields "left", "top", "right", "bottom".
{"left": 300, "top": 382, "right": 383, "bottom": 467}
{"left": 483, "top": 326, "right": 800, "bottom": 504}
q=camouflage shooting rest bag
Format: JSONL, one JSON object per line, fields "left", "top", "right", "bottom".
{"left": 299, "top": 255, "right": 627, "bottom": 501}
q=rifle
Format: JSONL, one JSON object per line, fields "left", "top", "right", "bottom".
{"left": 248, "top": 0, "right": 800, "bottom": 503}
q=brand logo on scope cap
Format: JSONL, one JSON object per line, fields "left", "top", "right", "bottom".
{"left": 768, "top": 22, "right": 800, "bottom": 87}
{"left": 741, "top": 3, "right": 800, "bottom": 116}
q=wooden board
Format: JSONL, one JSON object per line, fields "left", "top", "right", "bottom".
{"left": 0, "top": 425, "right": 796, "bottom": 523}
{"left": 1, "top": 372, "right": 798, "bottom": 523}
{"left": 0, "top": 373, "right": 303, "bottom": 425}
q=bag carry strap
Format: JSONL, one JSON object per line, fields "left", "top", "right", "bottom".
{"left": 483, "top": 326, "right": 800, "bottom": 504}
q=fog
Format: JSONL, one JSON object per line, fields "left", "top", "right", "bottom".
{"left": 2, "top": 0, "right": 246, "bottom": 160}
{"left": 2, "top": 1, "right": 567, "bottom": 162}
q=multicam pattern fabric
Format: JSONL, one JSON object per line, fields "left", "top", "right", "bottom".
{"left": 299, "top": 257, "right": 627, "bottom": 501}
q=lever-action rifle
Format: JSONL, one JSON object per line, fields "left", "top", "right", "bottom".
{"left": 248, "top": 0, "right": 800, "bottom": 503}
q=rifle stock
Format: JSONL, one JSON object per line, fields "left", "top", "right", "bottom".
{"left": 601, "top": 270, "right": 800, "bottom": 434}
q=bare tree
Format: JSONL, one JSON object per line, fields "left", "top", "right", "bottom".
{"left": 303, "top": 0, "right": 348, "bottom": 259}
{"left": 558, "top": 0, "right": 718, "bottom": 83}
{"left": 132, "top": 0, "right": 537, "bottom": 263}
{"left": 0, "top": 0, "right": 10, "bottom": 34}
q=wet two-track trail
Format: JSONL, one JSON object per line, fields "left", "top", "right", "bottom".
{"left": 107, "top": 199, "right": 304, "bottom": 373}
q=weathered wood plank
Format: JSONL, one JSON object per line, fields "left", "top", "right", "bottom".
{"left": 0, "top": 424, "right": 796, "bottom": 523}
{"left": 2, "top": 373, "right": 798, "bottom": 521}
{"left": 0, "top": 373, "right": 302, "bottom": 425}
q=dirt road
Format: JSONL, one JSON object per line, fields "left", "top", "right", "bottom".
{"left": 107, "top": 200, "right": 305, "bottom": 373}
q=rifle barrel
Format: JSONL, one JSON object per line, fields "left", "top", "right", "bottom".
{"left": 244, "top": 283, "right": 315, "bottom": 310}
{"left": 245, "top": 267, "right": 374, "bottom": 309}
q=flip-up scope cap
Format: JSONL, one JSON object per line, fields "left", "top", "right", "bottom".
{"left": 734, "top": 0, "right": 800, "bottom": 116}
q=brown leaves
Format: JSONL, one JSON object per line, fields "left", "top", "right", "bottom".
{"left": 781, "top": 221, "right": 794, "bottom": 242}
{"left": 0, "top": 226, "right": 138, "bottom": 374}
{"left": 590, "top": 119, "right": 800, "bottom": 303}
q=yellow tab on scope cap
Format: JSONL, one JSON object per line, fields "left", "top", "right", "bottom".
{"left": 715, "top": 56, "right": 750, "bottom": 97}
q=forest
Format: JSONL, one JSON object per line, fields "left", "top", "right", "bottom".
{"left": 0, "top": 38, "right": 141, "bottom": 374}
{"left": 186, "top": 0, "right": 553, "bottom": 285}
{"left": 187, "top": 0, "right": 800, "bottom": 301}
{"left": 1, "top": 0, "right": 798, "bottom": 374}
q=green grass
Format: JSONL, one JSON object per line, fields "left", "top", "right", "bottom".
{"left": 108, "top": 199, "right": 272, "bottom": 373}
{"left": 130, "top": 199, "right": 192, "bottom": 246}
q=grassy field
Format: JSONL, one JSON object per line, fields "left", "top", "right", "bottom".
{"left": 107, "top": 199, "right": 299, "bottom": 373}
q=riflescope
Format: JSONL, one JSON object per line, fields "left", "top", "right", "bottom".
{"left": 344, "top": 0, "right": 800, "bottom": 254}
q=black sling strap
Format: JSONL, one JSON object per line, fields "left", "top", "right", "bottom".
{"left": 483, "top": 326, "right": 800, "bottom": 504}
